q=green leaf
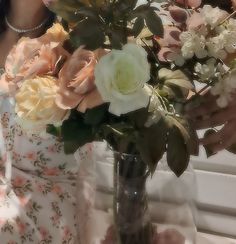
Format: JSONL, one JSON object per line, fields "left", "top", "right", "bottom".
{"left": 132, "top": 16, "right": 145, "bottom": 37}
{"left": 70, "top": 19, "right": 105, "bottom": 50}
{"left": 128, "top": 108, "right": 150, "bottom": 129}
{"left": 136, "top": 118, "right": 168, "bottom": 175}
{"left": 84, "top": 104, "right": 108, "bottom": 126}
{"left": 160, "top": 84, "right": 189, "bottom": 100}
{"left": 145, "top": 10, "right": 163, "bottom": 37}
{"left": 75, "top": 6, "right": 99, "bottom": 20}
{"left": 61, "top": 119, "right": 95, "bottom": 153}
{"left": 46, "top": 124, "right": 62, "bottom": 138}
{"left": 48, "top": 0, "right": 83, "bottom": 23}
{"left": 187, "top": 124, "right": 199, "bottom": 156}
{"left": 165, "top": 78, "right": 194, "bottom": 91}
{"left": 108, "top": 29, "right": 126, "bottom": 49}
{"left": 166, "top": 116, "right": 190, "bottom": 143}
{"left": 64, "top": 141, "right": 82, "bottom": 154}
{"left": 166, "top": 116, "right": 199, "bottom": 156}
{"left": 203, "top": 129, "right": 217, "bottom": 158}
{"left": 167, "top": 125, "right": 190, "bottom": 177}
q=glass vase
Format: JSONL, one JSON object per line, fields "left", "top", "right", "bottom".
{"left": 113, "top": 151, "right": 153, "bottom": 244}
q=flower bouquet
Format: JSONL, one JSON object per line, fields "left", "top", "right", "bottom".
{"left": 1, "top": 0, "right": 236, "bottom": 243}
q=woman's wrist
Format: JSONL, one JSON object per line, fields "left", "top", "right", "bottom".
{"left": 6, "top": 0, "right": 51, "bottom": 38}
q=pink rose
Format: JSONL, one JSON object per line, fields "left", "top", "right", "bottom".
{"left": 0, "top": 24, "right": 69, "bottom": 95}
{"left": 56, "top": 47, "right": 105, "bottom": 112}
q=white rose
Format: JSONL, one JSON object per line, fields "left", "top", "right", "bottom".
{"left": 94, "top": 43, "right": 150, "bottom": 116}
{"left": 15, "top": 76, "right": 68, "bottom": 135}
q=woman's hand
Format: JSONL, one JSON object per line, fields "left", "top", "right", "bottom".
{"left": 101, "top": 226, "right": 185, "bottom": 244}
{"left": 185, "top": 90, "right": 236, "bottom": 153}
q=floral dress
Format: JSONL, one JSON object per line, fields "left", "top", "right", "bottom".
{"left": 0, "top": 71, "right": 82, "bottom": 243}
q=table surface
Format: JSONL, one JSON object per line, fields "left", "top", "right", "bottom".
{"left": 198, "top": 233, "right": 236, "bottom": 244}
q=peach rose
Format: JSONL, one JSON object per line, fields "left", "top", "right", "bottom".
{"left": 56, "top": 47, "right": 105, "bottom": 112}
{"left": 1, "top": 23, "right": 69, "bottom": 95}
{"left": 43, "top": 23, "right": 69, "bottom": 43}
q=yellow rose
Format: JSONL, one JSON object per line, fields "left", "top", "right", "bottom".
{"left": 15, "top": 76, "right": 68, "bottom": 135}
{"left": 45, "top": 23, "right": 69, "bottom": 43}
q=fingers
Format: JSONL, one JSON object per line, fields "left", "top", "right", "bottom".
{"left": 155, "top": 229, "right": 185, "bottom": 244}
{"left": 186, "top": 93, "right": 219, "bottom": 120}
{"left": 200, "top": 120, "right": 236, "bottom": 153}
{"left": 192, "top": 106, "right": 236, "bottom": 129}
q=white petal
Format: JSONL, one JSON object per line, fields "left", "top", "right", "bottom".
{"left": 109, "top": 88, "right": 150, "bottom": 116}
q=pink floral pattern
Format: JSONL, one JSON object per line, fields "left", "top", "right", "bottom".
{"left": 0, "top": 97, "right": 81, "bottom": 243}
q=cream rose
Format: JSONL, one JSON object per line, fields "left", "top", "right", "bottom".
{"left": 94, "top": 43, "right": 150, "bottom": 116}
{"left": 15, "top": 76, "right": 68, "bottom": 134}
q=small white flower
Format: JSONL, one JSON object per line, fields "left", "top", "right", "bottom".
{"left": 226, "top": 18, "right": 236, "bottom": 32}
{"left": 201, "top": 5, "right": 228, "bottom": 29}
{"left": 194, "top": 59, "right": 216, "bottom": 81}
{"left": 206, "top": 35, "right": 227, "bottom": 59}
{"left": 211, "top": 69, "right": 236, "bottom": 108}
{"left": 167, "top": 51, "right": 185, "bottom": 67}
{"left": 221, "top": 30, "right": 236, "bottom": 53}
{"left": 95, "top": 43, "right": 150, "bottom": 116}
{"left": 180, "top": 31, "right": 207, "bottom": 59}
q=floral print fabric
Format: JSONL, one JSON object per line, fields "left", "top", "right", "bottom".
{"left": 0, "top": 96, "right": 81, "bottom": 244}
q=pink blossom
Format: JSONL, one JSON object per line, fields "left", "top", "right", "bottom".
{"left": 39, "top": 226, "right": 49, "bottom": 239}
{"left": 12, "top": 176, "right": 26, "bottom": 187}
{"left": 25, "top": 152, "right": 37, "bottom": 160}
{"left": 169, "top": 6, "right": 188, "bottom": 23}
{"left": 175, "top": 0, "right": 201, "bottom": 8}
{"left": 16, "top": 220, "right": 26, "bottom": 235}
{"left": 43, "top": 167, "right": 60, "bottom": 176}
{"left": 52, "top": 184, "right": 62, "bottom": 194}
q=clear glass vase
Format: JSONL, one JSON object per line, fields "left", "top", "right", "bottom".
{"left": 113, "top": 151, "right": 153, "bottom": 244}
{"left": 75, "top": 142, "right": 197, "bottom": 244}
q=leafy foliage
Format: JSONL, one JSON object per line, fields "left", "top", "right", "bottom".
{"left": 48, "top": 0, "right": 164, "bottom": 50}
{"left": 46, "top": 0, "right": 199, "bottom": 178}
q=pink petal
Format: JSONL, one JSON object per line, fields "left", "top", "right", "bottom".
{"left": 77, "top": 90, "right": 104, "bottom": 113}
{"left": 169, "top": 6, "right": 188, "bottom": 23}
{"left": 186, "top": 12, "right": 205, "bottom": 31}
